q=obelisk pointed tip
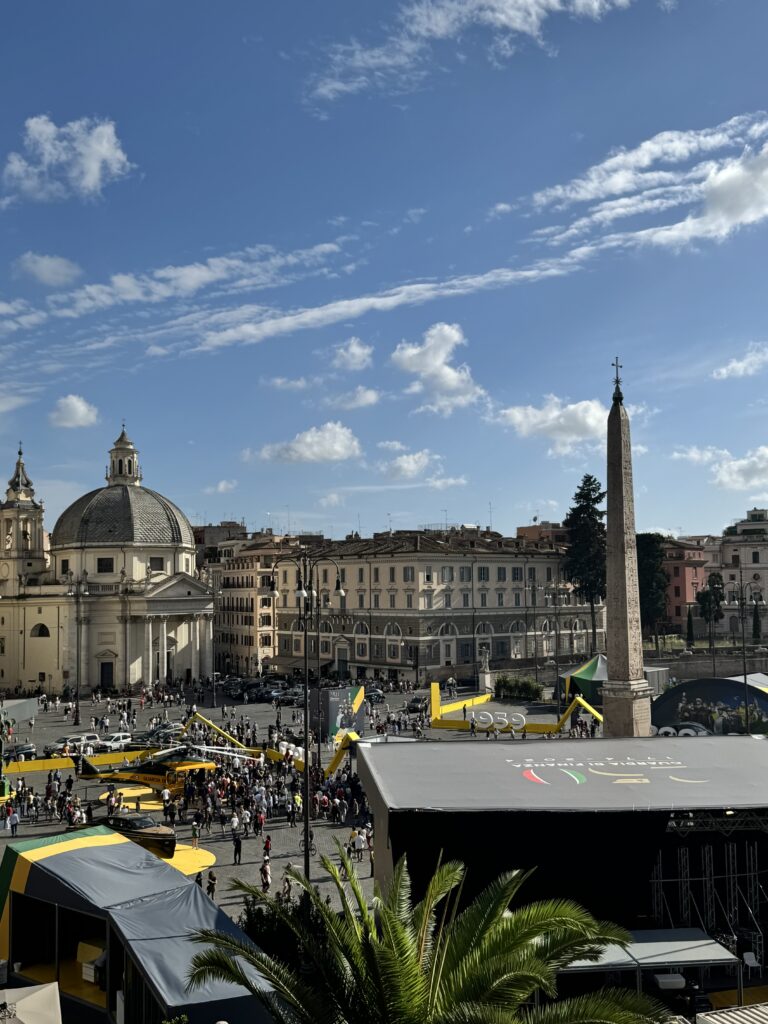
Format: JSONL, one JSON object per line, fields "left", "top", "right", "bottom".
{"left": 612, "top": 356, "right": 623, "bottom": 404}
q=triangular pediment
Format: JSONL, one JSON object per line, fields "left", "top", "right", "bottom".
{"left": 145, "top": 572, "right": 212, "bottom": 601}
{"left": 96, "top": 649, "right": 118, "bottom": 659}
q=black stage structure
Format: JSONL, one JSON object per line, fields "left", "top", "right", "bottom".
{"left": 358, "top": 737, "right": 768, "bottom": 963}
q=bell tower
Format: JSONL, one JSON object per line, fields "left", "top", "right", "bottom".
{"left": 0, "top": 444, "right": 46, "bottom": 597}
{"left": 106, "top": 425, "right": 142, "bottom": 487}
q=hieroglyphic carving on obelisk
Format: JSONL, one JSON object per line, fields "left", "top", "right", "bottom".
{"left": 602, "top": 358, "right": 652, "bottom": 737}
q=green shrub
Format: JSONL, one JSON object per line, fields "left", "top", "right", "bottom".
{"left": 494, "top": 677, "right": 543, "bottom": 702}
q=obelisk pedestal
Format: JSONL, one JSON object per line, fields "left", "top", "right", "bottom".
{"left": 603, "top": 359, "right": 651, "bottom": 738}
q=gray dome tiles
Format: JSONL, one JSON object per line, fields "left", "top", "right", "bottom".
{"left": 51, "top": 485, "right": 194, "bottom": 548}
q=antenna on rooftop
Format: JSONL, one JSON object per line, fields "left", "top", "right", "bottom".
{"left": 488, "top": 502, "right": 493, "bottom": 531}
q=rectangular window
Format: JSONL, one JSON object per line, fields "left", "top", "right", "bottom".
{"left": 675, "top": 605, "right": 682, "bottom": 617}
{"left": 497, "top": 592, "right": 504, "bottom": 607}
{"left": 61, "top": 559, "right": 69, "bottom": 576}
{"left": 356, "top": 643, "right": 367, "bottom": 658}
{"left": 97, "top": 557, "right": 114, "bottom": 574}
{"left": 674, "top": 586, "right": 681, "bottom": 598}
{"left": 528, "top": 567, "right": 536, "bottom": 581}
{"left": 460, "top": 641, "right": 472, "bottom": 659}
{"left": 403, "top": 566, "right": 415, "bottom": 582}
{"left": 459, "top": 566, "right": 472, "bottom": 582}
{"left": 0, "top": 638, "right": 4, "bottom": 656}
{"left": 546, "top": 566, "right": 553, "bottom": 582}
{"left": 388, "top": 644, "right": 399, "bottom": 659}
{"left": 373, "top": 567, "right": 379, "bottom": 583}
{"left": 406, "top": 593, "right": 414, "bottom": 609}
{"left": 424, "top": 592, "right": 433, "bottom": 609}
{"left": 673, "top": 566, "right": 680, "bottom": 577}
{"left": 754, "top": 551, "right": 760, "bottom": 564}
{"left": 441, "top": 566, "right": 454, "bottom": 583}
{"left": 321, "top": 640, "right": 331, "bottom": 654}
{"left": 511, "top": 567, "right": 523, "bottom": 582}
{"left": 374, "top": 643, "right": 384, "bottom": 658}
{"left": 478, "top": 566, "right": 489, "bottom": 582}
{"left": 389, "top": 566, "right": 396, "bottom": 583}
{"left": 389, "top": 593, "right": 396, "bottom": 609}
{"left": 480, "top": 592, "right": 487, "bottom": 608}
{"left": 514, "top": 592, "right": 521, "bottom": 607}
{"left": 293, "top": 638, "right": 301, "bottom": 652}
{"left": 462, "top": 592, "right": 470, "bottom": 608}
{"left": 358, "top": 567, "right": 364, "bottom": 583}
{"left": 444, "top": 592, "right": 452, "bottom": 609}
{"left": 322, "top": 568, "right": 328, "bottom": 584}
{"left": 282, "top": 570, "right": 288, "bottom": 584}
{"left": 424, "top": 565, "right": 433, "bottom": 583}
{"left": 358, "top": 593, "right": 365, "bottom": 608}
{"left": 373, "top": 594, "right": 380, "bottom": 609}
{"left": 149, "top": 556, "right": 164, "bottom": 572}
{"left": 339, "top": 568, "right": 346, "bottom": 584}
{"left": 497, "top": 567, "right": 506, "bottom": 582}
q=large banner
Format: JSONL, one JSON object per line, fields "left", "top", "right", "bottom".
{"left": 651, "top": 677, "right": 768, "bottom": 736}
{"left": 310, "top": 685, "right": 366, "bottom": 741}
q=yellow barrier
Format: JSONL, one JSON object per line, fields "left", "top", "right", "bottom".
{"left": 429, "top": 682, "right": 492, "bottom": 722}
{"left": 429, "top": 689, "right": 603, "bottom": 735}
{"left": 4, "top": 750, "right": 149, "bottom": 775}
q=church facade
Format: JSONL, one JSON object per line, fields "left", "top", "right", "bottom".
{"left": 0, "top": 431, "right": 214, "bottom": 695}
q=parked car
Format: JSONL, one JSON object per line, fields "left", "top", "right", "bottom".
{"left": 44, "top": 733, "right": 101, "bottom": 757}
{"left": 365, "top": 687, "right": 385, "bottom": 703}
{"left": 126, "top": 730, "right": 158, "bottom": 751}
{"left": 3, "top": 741, "right": 37, "bottom": 763}
{"left": 406, "top": 696, "right": 429, "bottom": 715}
{"left": 99, "top": 732, "right": 133, "bottom": 752}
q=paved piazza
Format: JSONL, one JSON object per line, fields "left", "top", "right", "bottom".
{"left": 0, "top": 688, "right": 569, "bottom": 920}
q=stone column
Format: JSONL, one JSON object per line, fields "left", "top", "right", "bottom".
{"left": 603, "top": 361, "right": 652, "bottom": 737}
{"left": 191, "top": 616, "right": 200, "bottom": 682}
{"left": 159, "top": 616, "right": 168, "bottom": 684}
{"left": 124, "top": 615, "right": 132, "bottom": 689}
{"left": 144, "top": 617, "right": 153, "bottom": 686}
{"left": 200, "top": 614, "right": 213, "bottom": 681}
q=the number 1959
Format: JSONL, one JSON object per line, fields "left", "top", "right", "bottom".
{"left": 475, "top": 711, "right": 526, "bottom": 729}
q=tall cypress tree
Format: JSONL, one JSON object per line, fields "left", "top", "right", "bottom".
{"left": 563, "top": 474, "right": 606, "bottom": 654}
{"left": 686, "top": 606, "right": 695, "bottom": 647}
{"left": 753, "top": 599, "right": 762, "bottom": 643}
{"left": 636, "top": 533, "right": 670, "bottom": 651}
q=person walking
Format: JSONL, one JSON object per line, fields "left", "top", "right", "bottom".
{"left": 260, "top": 856, "right": 271, "bottom": 893}
{"left": 206, "top": 870, "right": 217, "bottom": 900}
{"left": 462, "top": 703, "right": 467, "bottom": 721}
{"left": 233, "top": 833, "right": 242, "bottom": 866}
{"left": 8, "top": 809, "right": 19, "bottom": 836}
{"left": 191, "top": 819, "right": 200, "bottom": 850}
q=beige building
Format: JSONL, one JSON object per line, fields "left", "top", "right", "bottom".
{"left": 0, "top": 431, "right": 213, "bottom": 695}
{"left": 273, "top": 527, "right": 606, "bottom": 684}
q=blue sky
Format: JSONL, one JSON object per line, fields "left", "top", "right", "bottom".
{"left": 2, "top": 0, "right": 768, "bottom": 539}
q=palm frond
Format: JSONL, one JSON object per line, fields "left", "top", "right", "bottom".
{"left": 521, "top": 987, "right": 669, "bottom": 1024}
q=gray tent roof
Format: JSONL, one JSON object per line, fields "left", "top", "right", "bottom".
{"left": 109, "top": 884, "right": 273, "bottom": 1019}
{"left": 565, "top": 928, "right": 738, "bottom": 972}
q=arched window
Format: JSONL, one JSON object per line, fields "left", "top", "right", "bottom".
{"left": 509, "top": 620, "right": 526, "bottom": 634}
{"left": 383, "top": 622, "right": 402, "bottom": 637}
{"left": 127, "top": 459, "right": 133, "bottom": 474}
{"left": 353, "top": 622, "right": 369, "bottom": 635}
{"left": 30, "top": 623, "right": 50, "bottom": 638}
{"left": 476, "top": 621, "right": 494, "bottom": 635}
{"left": 320, "top": 621, "right": 333, "bottom": 633}
{"left": 438, "top": 622, "right": 458, "bottom": 636}
{"left": 118, "top": 458, "right": 123, "bottom": 475}
{"left": 541, "top": 619, "right": 553, "bottom": 633}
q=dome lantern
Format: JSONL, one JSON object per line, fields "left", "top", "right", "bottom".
{"left": 106, "top": 425, "right": 141, "bottom": 487}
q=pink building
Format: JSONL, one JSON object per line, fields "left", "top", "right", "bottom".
{"left": 663, "top": 538, "right": 707, "bottom": 631}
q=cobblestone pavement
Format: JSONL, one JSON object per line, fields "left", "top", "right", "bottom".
{"left": 0, "top": 688, "right": 567, "bottom": 922}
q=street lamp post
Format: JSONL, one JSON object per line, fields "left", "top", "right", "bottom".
{"left": 270, "top": 553, "right": 345, "bottom": 879}
{"left": 726, "top": 565, "right": 763, "bottom": 735}
{"left": 67, "top": 570, "right": 89, "bottom": 727}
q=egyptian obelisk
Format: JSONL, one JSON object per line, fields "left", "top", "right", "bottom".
{"left": 602, "top": 358, "right": 652, "bottom": 737}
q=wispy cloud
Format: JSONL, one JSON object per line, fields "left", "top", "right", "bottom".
{"left": 204, "top": 479, "right": 238, "bottom": 494}
{"left": 259, "top": 421, "right": 362, "bottom": 462}
{"left": 308, "top": 0, "right": 636, "bottom": 104}
{"left": 712, "top": 343, "right": 768, "bottom": 380}
{"left": 15, "top": 251, "right": 82, "bottom": 287}
{"left": 498, "top": 394, "right": 609, "bottom": 455}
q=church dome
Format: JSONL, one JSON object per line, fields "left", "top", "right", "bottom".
{"left": 51, "top": 485, "right": 194, "bottom": 549}
{"left": 50, "top": 429, "right": 195, "bottom": 550}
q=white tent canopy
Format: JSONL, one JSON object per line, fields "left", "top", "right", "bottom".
{"left": 0, "top": 983, "right": 62, "bottom": 1024}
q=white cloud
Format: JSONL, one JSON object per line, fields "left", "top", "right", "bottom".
{"left": 49, "top": 394, "right": 99, "bottom": 428}
{"left": 632, "top": 444, "right": 648, "bottom": 457}
{"left": 377, "top": 440, "right": 407, "bottom": 451}
{"left": 0, "top": 394, "right": 32, "bottom": 415}
{"left": 712, "top": 343, "right": 768, "bottom": 380}
{"left": 498, "top": 394, "right": 608, "bottom": 454}
{"left": 204, "top": 479, "right": 238, "bottom": 494}
{"left": 2, "top": 115, "right": 133, "bottom": 203}
{"left": 391, "top": 322, "right": 486, "bottom": 415}
{"left": 260, "top": 421, "right": 362, "bottom": 462}
{"left": 145, "top": 345, "right": 169, "bottom": 357}
{"left": 15, "top": 251, "right": 82, "bottom": 287}
{"left": 386, "top": 449, "right": 436, "bottom": 479}
{"left": 319, "top": 491, "right": 344, "bottom": 508}
{"left": 331, "top": 336, "right": 373, "bottom": 371}
{"left": 487, "top": 202, "right": 514, "bottom": 219}
{"left": 533, "top": 113, "right": 768, "bottom": 210}
{"left": 427, "top": 474, "right": 467, "bottom": 490}
{"left": 266, "top": 376, "right": 309, "bottom": 390}
{"left": 712, "top": 447, "right": 768, "bottom": 491}
{"left": 671, "top": 445, "right": 731, "bottom": 465}
{"left": 309, "top": 0, "right": 635, "bottom": 103}
{"left": 404, "top": 207, "right": 427, "bottom": 223}
{"left": 336, "top": 385, "right": 381, "bottom": 409}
